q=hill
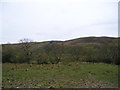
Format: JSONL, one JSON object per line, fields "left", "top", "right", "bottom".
{"left": 2, "top": 36, "right": 119, "bottom": 65}
{"left": 2, "top": 36, "right": 118, "bottom": 47}
{"left": 64, "top": 36, "right": 118, "bottom": 45}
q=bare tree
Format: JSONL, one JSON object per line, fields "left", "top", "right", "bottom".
{"left": 42, "top": 41, "right": 63, "bottom": 64}
{"left": 49, "top": 42, "right": 63, "bottom": 64}
{"left": 69, "top": 46, "right": 83, "bottom": 61}
{"left": 19, "top": 38, "right": 33, "bottom": 63}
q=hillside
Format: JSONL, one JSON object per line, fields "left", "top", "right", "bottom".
{"left": 2, "top": 36, "right": 119, "bottom": 65}
{"left": 64, "top": 37, "right": 118, "bottom": 45}
{"left": 2, "top": 36, "right": 118, "bottom": 46}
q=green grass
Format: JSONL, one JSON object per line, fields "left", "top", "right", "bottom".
{"left": 2, "top": 62, "right": 118, "bottom": 88}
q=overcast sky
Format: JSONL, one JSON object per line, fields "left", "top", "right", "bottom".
{"left": 0, "top": 0, "right": 119, "bottom": 44}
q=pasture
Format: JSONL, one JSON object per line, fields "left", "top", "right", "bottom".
{"left": 2, "top": 62, "right": 118, "bottom": 88}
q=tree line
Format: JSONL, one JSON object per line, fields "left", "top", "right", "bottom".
{"left": 2, "top": 38, "right": 120, "bottom": 65}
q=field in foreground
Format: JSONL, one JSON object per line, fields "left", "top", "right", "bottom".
{"left": 2, "top": 62, "right": 118, "bottom": 88}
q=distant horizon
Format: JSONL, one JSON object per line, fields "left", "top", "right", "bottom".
{"left": 1, "top": 35, "right": 118, "bottom": 44}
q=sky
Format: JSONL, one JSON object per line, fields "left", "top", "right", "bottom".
{"left": 0, "top": 0, "right": 119, "bottom": 44}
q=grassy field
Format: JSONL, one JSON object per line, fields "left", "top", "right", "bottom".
{"left": 2, "top": 62, "right": 118, "bottom": 88}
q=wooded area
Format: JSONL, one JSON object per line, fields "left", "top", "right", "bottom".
{"left": 2, "top": 37, "right": 120, "bottom": 65}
